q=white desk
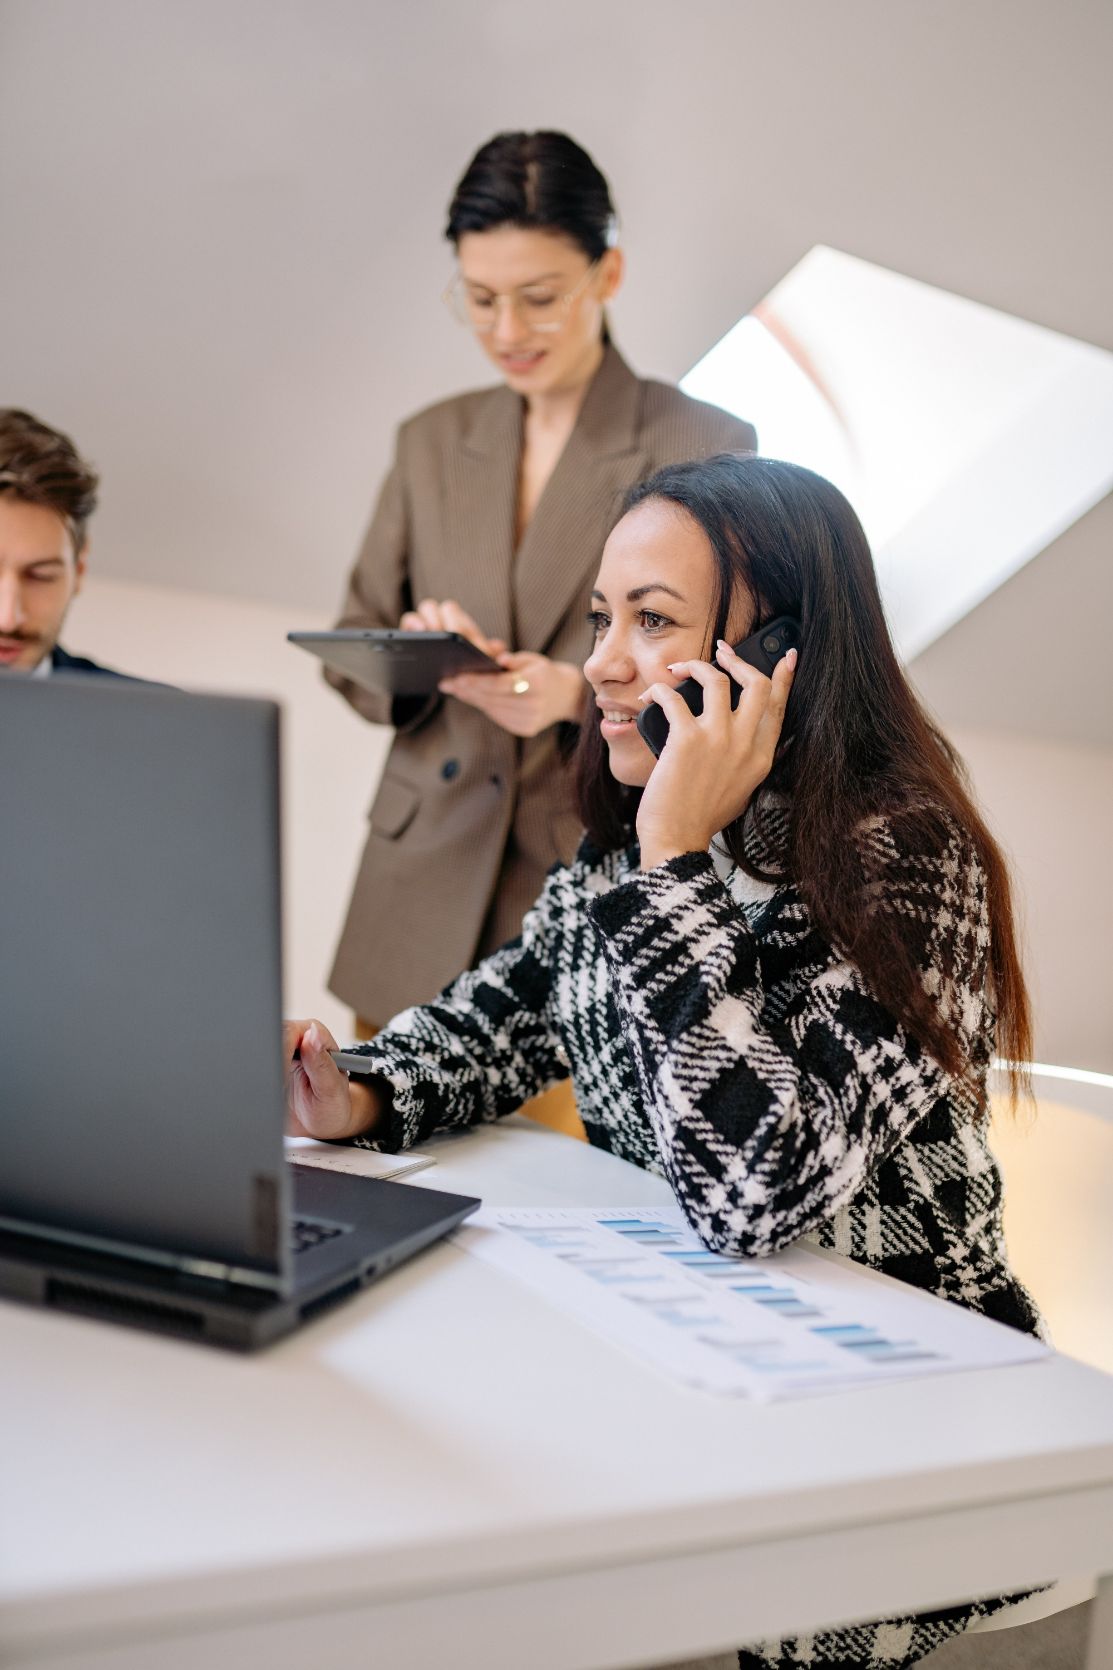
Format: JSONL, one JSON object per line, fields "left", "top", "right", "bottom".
{"left": 4, "top": 1118, "right": 1113, "bottom": 1670}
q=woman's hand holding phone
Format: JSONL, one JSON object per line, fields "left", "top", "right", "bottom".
{"left": 635, "top": 640, "right": 797, "bottom": 872}
{"left": 284, "top": 1020, "right": 383, "bottom": 1141}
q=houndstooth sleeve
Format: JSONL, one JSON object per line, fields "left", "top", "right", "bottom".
{"left": 343, "top": 873, "right": 569, "bottom": 1153}
{"left": 586, "top": 822, "right": 993, "bottom": 1257}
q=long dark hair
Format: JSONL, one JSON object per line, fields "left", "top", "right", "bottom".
{"left": 576, "top": 453, "right": 1032, "bottom": 1100}
{"left": 445, "top": 130, "right": 617, "bottom": 261}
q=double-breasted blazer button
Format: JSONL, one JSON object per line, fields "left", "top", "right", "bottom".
{"left": 441, "top": 758, "right": 460, "bottom": 781}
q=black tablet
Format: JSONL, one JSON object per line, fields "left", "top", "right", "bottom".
{"left": 288, "top": 630, "right": 501, "bottom": 696}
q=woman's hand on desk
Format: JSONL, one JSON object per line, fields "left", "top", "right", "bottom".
{"left": 284, "top": 1020, "right": 382, "bottom": 1140}
{"left": 440, "top": 652, "right": 583, "bottom": 737}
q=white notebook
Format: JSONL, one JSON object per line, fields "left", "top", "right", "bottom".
{"left": 284, "top": 1135, "right": 435, "bottom": 1183}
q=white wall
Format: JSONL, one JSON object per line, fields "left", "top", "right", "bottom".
{"left": 4, "top": 0, "right": 1111, "bottom": 615}
{"left": 66, "top": 574, "right": 390, "bottom": 1041}
{"left": 992, "top": 1088, "right": 1113, "bottom": 1375}
{"left": 909, "top": 502, "right": 1113, "bottom": 1075}
{"left": 949, "top": 728, "right": 1113, "bottom": 1075}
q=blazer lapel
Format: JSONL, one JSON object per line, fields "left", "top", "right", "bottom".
{"left": 512, "top": 347, "right": 650, "bottom": 652}
{"left": 440, "top": 384, "right": 522, "bottom": 649}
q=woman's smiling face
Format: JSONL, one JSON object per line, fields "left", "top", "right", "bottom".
{"left": 584, "top": 498, "right": 755, "bottom": 788}
{"left": 455, "top": 225, "right": 620, "bottom": 396}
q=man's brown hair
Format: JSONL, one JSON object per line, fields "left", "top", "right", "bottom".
{"left": 0, "top": 409, "right": 99, "bottom": 553}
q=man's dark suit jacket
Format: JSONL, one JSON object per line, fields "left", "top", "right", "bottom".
{"left": 51, "top": 645, "right": 130, "bottom": 679}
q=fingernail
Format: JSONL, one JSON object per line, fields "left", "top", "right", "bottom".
{"left": 786, "top": 648, "right": 798, "bottom": 669}
{"left": 637, "top": 690, "right": 648, "bottom": 702}
{"left": 716, "top": 639, "right": 732, "bottom": 654}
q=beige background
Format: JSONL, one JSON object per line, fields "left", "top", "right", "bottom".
{"left": 3, "top": 0, "right": 1110, "bottom": 1069}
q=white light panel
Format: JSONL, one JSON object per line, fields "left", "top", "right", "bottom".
{"left": 682, "top": 246, "right": 1113, "bottom": 658}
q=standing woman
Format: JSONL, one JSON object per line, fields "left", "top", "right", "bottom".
{"left": 325, "top": 131, "right": 756, "bottom": 1124}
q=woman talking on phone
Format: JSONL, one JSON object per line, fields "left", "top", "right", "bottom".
{"left": 293, "top": 452, "right": 1040, "bottom": 1669}
{"left": 326, "top": 131, "right": 755, "bottom": 1135}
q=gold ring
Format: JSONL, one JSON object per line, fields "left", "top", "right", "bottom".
{"left": 512, "top": 678, "right": 530, "bottom": 695}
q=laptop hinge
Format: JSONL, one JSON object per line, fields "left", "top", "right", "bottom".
{"left": 177, "top": 1254, "right": 279, "bottom": 1291}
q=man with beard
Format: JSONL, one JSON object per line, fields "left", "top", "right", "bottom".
{"left": 0, "top": 408, "right": 126, "bottom": 678}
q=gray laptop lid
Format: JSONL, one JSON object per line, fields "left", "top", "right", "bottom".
{"left": 0, "top": 676, "right": 292, "bottom": 1288}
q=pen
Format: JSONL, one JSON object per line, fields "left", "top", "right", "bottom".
{"left": 291, "top": 1048, "right": 372, "bottom": 1074}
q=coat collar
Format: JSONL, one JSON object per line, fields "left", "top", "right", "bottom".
{"left": 460, "top": 343, "right": 643, "bottom": 461}
{"left": 512, "top": 345, "right": 650, "bottom": 650}
{"left": 566, "top": 341, "right": 644, "bottom": 459}
{"left": 447, "top": 345, "right": 651, "bottom": 653}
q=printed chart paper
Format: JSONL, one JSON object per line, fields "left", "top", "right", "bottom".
{"left": 455, "top": 1207, "right": 1047, "bottom": 1401}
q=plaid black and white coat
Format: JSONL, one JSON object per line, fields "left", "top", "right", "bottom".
{"left": 349, "top": 803, "right": 1041, "bottom": 1670}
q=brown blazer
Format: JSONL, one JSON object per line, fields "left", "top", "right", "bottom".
{"left": 327, "top": 345, "right": 756, "bottom": 1022}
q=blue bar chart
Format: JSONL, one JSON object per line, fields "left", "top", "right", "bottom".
{"left": 458, "top": 1207, "right": 1047, "bottom": 1400}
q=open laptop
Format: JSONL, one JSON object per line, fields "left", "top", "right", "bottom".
{"left": 0, "top": 675, "right": 478, "bottom": 1350}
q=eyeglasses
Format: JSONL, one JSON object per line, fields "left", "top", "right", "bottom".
{"left": 443, "top": 259, "right": 602, "bottom": 335}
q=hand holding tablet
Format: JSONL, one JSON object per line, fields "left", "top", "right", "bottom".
{"left": 288, "top": 628, "right": 502, "bottom": 696}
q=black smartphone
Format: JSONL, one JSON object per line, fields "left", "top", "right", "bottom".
{"left": 635, "top": 615, "right": 801, "bottom": 759}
